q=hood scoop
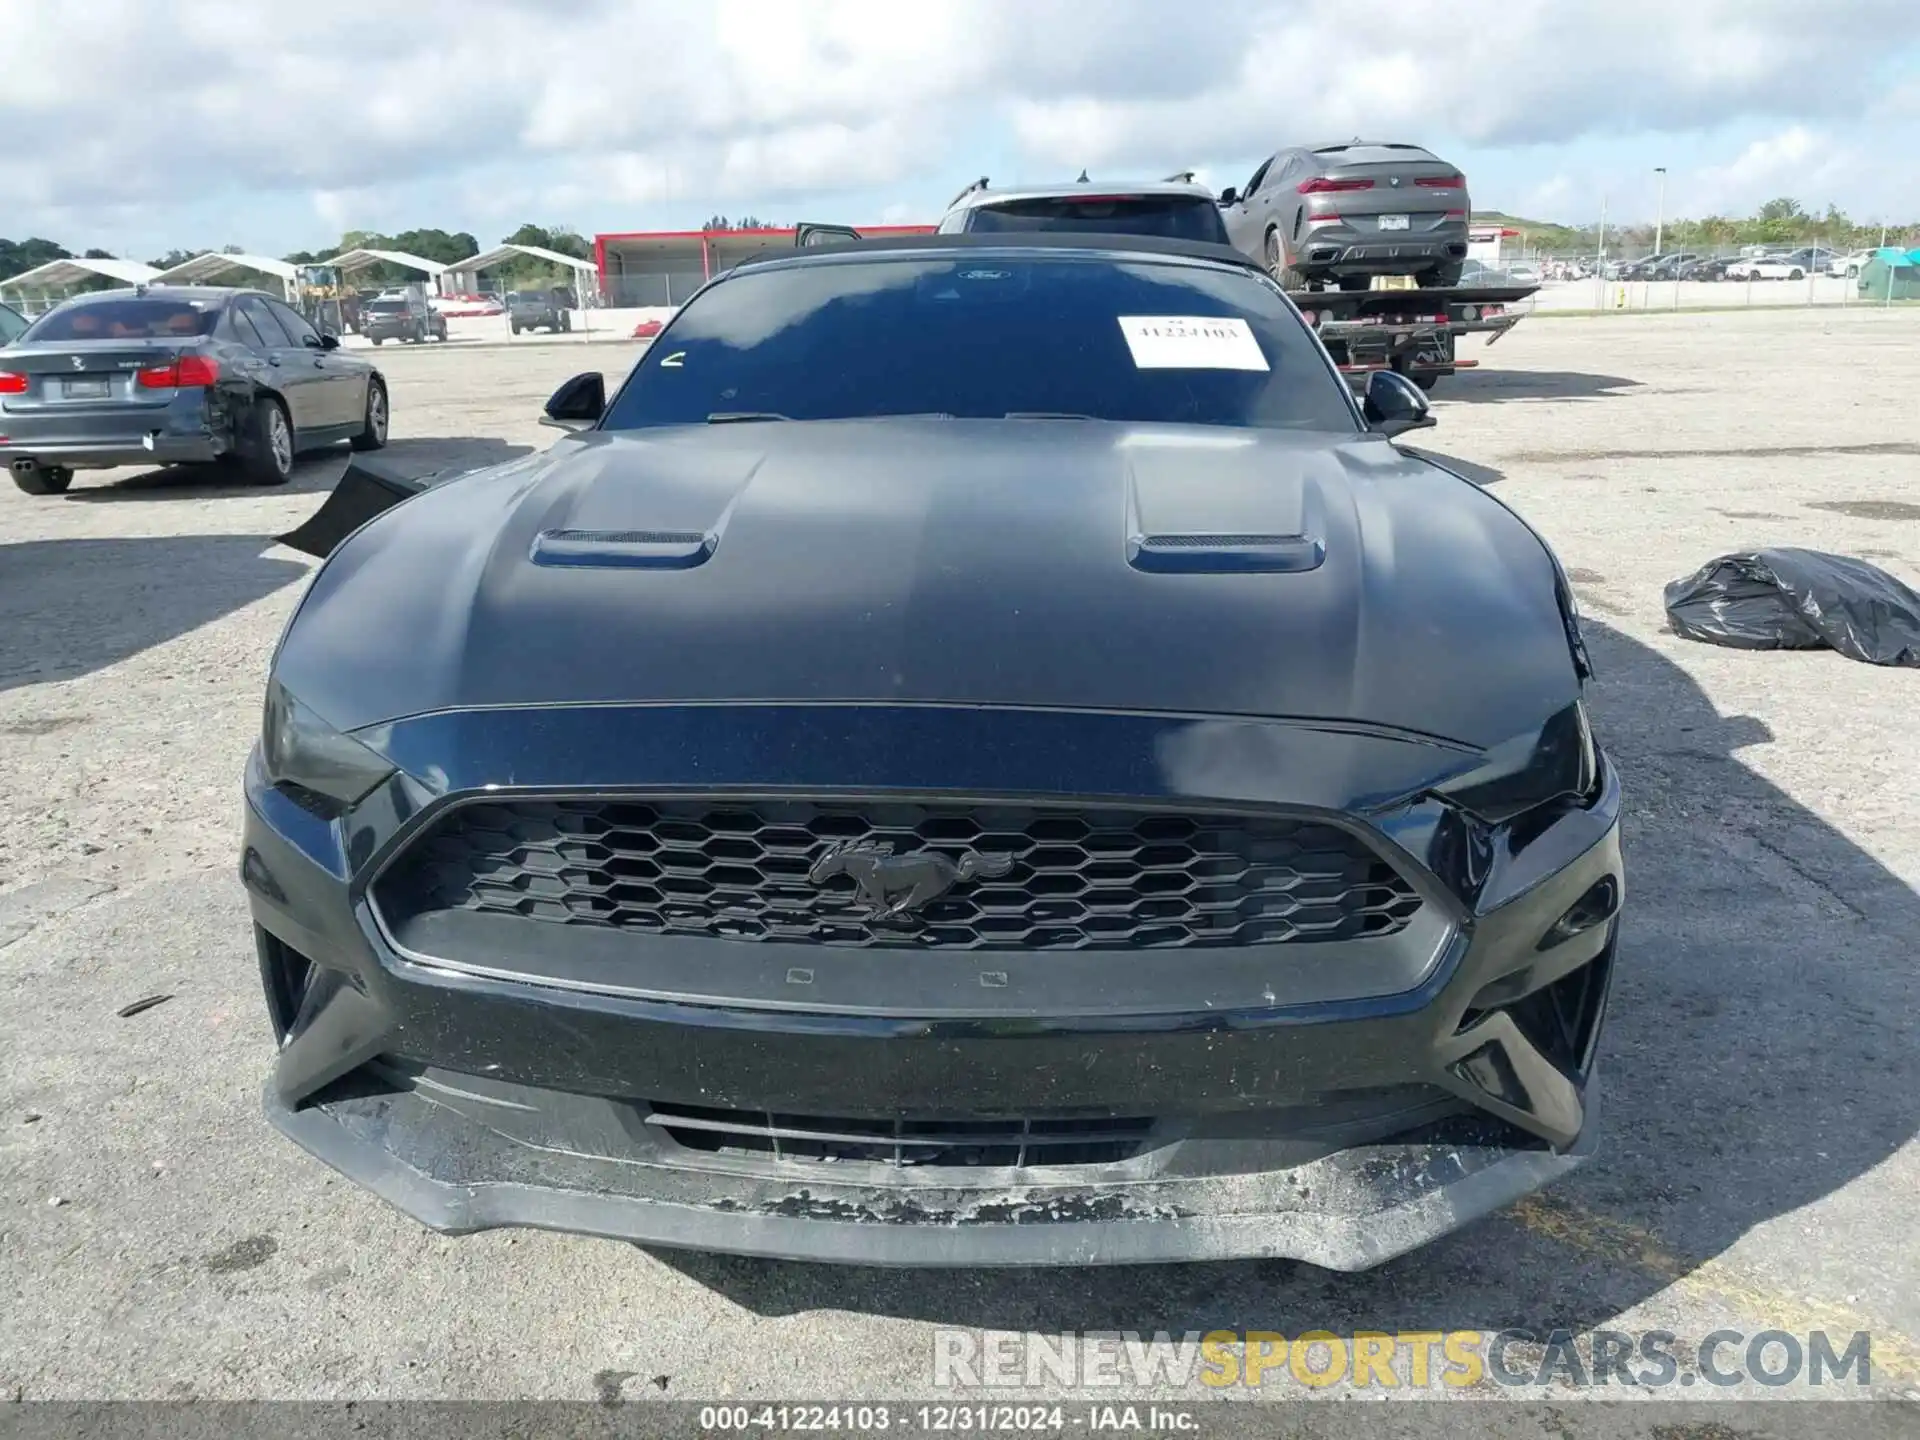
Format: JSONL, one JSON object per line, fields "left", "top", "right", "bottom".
{"left": 530, "top": 528, "right": 715, "bottom": 569}
{"left": 1125, "top": 447, "right": 1327, "bottom": 574}
{"left": 1128, "top": 530, "right": 1325, "bottom": 573}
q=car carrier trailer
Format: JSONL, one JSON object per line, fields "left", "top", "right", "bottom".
{"left": 1292, "top": 283, "right": 1540, "bottom": 390}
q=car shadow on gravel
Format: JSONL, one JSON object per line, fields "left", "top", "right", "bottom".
{"left": 0, "top": 534, "right": 307, "bottom": 692}
{"left": 1400, "top": 446, "right": 1506, "bottom": 487}
{"left": 1437, "top": 370, "right": 1640, "bottom": 403}
{"left": 53, "top": 436, "right": 534, "bottom": 504}
{"left": 648, "top": 617, "right": 1920, "bottom": 1351}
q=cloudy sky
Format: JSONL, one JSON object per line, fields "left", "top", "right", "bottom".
{"left": 4, "top": 0, "right": 1916, "bottom": 259}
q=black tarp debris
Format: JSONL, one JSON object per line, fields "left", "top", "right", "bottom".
{"left": 116, "top": 993, "right": 173, "bottom": 1019}
{"left": 1664, "top": 547, "right": 1920, "bottom": 666}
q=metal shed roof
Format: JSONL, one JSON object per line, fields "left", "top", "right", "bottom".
{"left": 152, "top": 252, "right": 297, "bottom": 285}
{"left": 0, "top": 256, "right": 163, "bottom": 295}
{"left": 458, "top": 243, "right": 597, "bottom": 274}
{"left": 320, "top": 248, "right": 448, "bottom": 276}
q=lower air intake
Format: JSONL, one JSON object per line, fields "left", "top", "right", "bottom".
{"left": 647, "top": 1103, "right": 1156, "bottom": 1168}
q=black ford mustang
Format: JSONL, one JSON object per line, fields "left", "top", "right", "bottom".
{"left": 244, "top": 233, "right": 1622, "bottom": 1269}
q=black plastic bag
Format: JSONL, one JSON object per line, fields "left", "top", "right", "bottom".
{"left": 1663, "top": 548, "right": 1920, "bottom": 667}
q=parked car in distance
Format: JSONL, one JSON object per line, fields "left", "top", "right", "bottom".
{"left": 1646, "top": 253, "right": 1702, "bottom": 280}
{"left": 1677, "top": 257, "right": 1732, "bottom": 282}
{"left": 1219, "top": 140, "right": 1470, "bottom": 290}
{"left": 1501, "top": 261, "right": 1542, "bottom": 284}
{"left": 507, "top": 288, "right": 575, "bottom": 335}
{"left": 936, "top": 177, "right": 1231, "bottom": 245}
{"left": 0, "top": 286, "right": 386, "bottom": 494}
{"left": 362, "top": 285, "right": 449, "bottom": 345}
{"left": 1829, "top": 249, "right": 1875, "bottom": 278}
{"left": 1783, "top": 247, "right": 1839, "bottom": 275}
{"left": 1726, "top": 254, "right": 1807, "bottom": 280}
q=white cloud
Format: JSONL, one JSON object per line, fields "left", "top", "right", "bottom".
{"left": 0, "top": 0, "right": 1913, "bottom": 254}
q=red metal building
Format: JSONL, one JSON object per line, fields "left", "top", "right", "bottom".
{"left": 595, "top": 225, "right": 935, "bottom": 307}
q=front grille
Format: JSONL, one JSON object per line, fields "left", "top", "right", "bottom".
{"left": 376, "top": 797, "right": 1422, "bottom": 950}
{"left": 647, "top": 1103, "right": 1155, "bottom": 1168}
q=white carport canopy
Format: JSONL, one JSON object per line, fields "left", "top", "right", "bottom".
{"left": 447, "top": 242, "right": 596, "bottom": 288}
{"left": 152, "top": 251, "right": 298, "bottom": 298}
{"left": 321, "top": 248, "right": 449, "bottom": 289}
{"left": 0, "top": 256, "right": 162, "bottom": 310}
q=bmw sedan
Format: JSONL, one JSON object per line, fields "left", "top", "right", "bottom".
{"left": 1, "top": 286, "right": 386, "bottom": 495}
{"left": 244, "top": 232, "right": 1623, "bottom": 1269}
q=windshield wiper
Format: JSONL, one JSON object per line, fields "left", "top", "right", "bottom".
{"left": 706, "top": 411, "right": 791, "bottom": 424}
{"left": 1002, "top": 411, "right": 1097, "bottom": 420}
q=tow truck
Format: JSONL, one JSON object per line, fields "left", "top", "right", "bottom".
{"left": 1291, "top": 281, "right": 1536, "bottom": 390}
{"left": 795, "top": 222, "right": 1535, "bottom": 391}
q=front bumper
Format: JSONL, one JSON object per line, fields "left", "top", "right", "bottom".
{"left": 242, "top": 703, "right": 1623, "bottom": 1268}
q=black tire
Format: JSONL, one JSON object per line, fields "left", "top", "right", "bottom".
{"left": 1420, "top": 262, "right": 1465, "bottom": 288}
{"left": 1412, "top": 374, "right": 1438, "bottom": 392}
{"left": 1265, "top": 230, "right": 1307, "bottom": 290}
{"left": 11, "top": 463, "right": 73, "bottom": 495}
{"left": 371, "top": 336, "right": 384, "bottom": 346}
{"left": 510, "top": 320, "right": 521, "bottom": 335}
{"left": 560, "top": 312, "right": 572, "bottom": 333}
{"left": 349, "top": 377, "right": 389, "bottom": 453}
{"left": 240, "top": 397, "right": 294, "bottom": 485}
{"left": 1789, "top": 269, "right": 1804, "bottom": 280}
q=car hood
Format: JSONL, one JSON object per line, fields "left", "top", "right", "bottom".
{"left": 276, "top": 420, "right": 1579, "bottom": 748}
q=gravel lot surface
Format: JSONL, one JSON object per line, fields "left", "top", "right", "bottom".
{"left": 2, "top": 308, "right": 1917, "bottom": 1414}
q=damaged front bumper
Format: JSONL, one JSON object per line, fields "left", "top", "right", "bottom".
{"left": 264, "top": 1067, "right": 1595, "bottom": 1269}
{"left": 243, "top": 703, "right": 1623, "bottom": 1269}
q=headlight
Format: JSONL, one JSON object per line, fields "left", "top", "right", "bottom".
{"left": 261, "top": 681, "right": 395, "bottom": 816}
{"left": 1434, "top": 700, "right": 1600, "bottom": 825}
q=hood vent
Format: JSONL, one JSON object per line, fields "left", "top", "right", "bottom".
{"left": 1129, "top": 531, "right": 1326, "bottom": 574}
{"left": 530, "top": 528, "right": 715, "bottom": 569}
{"left": 1124, "top": 450, "right": 1327, "bottom": 574}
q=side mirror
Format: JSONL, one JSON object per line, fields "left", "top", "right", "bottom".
{"left": 794, "top": 223, "right": 863, "bottom": 248}
{"left": 542, "top": 371, "right": 605, "bottom": 431}
{"left": 318, "top": 333, "right": 340, "bottom": 351}
{"left": 1218, "top": 186, "right": 1239, "bottom": 207}
{"left": 1362, "top": 370, "right": 1436, "bottom": 438}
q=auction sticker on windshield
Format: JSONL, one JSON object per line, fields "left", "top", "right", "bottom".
{"left": 1117, "top": 315, "right": 1270, "bottom": 371}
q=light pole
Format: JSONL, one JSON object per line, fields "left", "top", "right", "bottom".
{"left": 1653, "top": 167, "right": 1667, "bottom": 256}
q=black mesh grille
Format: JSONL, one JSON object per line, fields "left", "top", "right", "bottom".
{"left": 647, "top": 1103, "right": 1154, "bottom": 1168}
{"left": 376, "top": 797, "right": 1422, "bottom": 950}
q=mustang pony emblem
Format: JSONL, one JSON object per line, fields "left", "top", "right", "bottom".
{"left": 808, "top": 840, "right": 1013, "bottom": 921}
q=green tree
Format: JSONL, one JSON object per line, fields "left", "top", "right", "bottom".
{"left": 0, "top": 237, "right": 71, "bottom": 280}
{"left": 501, "top": 222, "right": 589, "bottom": 259}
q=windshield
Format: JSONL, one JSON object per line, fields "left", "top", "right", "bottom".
{"left": 23, "top": 296, "right": 222, "bottom": 341}
{"left": 600, "top": 254, "right": 1356, "bottom": 434}
{"left": 965, "top": 196, "right": 1230, "bottom": 245}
